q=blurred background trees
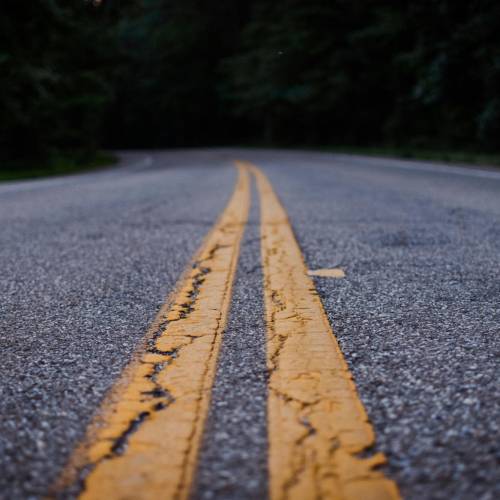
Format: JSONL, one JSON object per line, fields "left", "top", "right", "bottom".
{"left": 0, "top": 0, "right": 112, "bottom": 166}
{"left": 1, "top": 0, "right": 499, "bottom": 170}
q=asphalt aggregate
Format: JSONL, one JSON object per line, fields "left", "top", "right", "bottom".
{"left": 1, "top": 149, "right": 499, "bottom": 499}
{"left": 0, "top": 152, "right": 235, "bottom": 498}
{"left": 251, "top": 151, "right": 500, "bottom": 500}
{"left": 194, "top": 179, "right": 268, "bottom": 499}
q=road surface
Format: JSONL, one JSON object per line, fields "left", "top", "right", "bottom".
{"left": 1, "top": 149, "right": 499, "bottom": 499}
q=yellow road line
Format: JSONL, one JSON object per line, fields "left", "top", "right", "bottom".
{"left": 244, "top": 161, "right": 399, "bottom": 500}
{"left": 68, "top": 165, "right": 250, "bottom": 499}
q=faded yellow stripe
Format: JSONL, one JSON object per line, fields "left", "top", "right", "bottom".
{"left": 244, "top": 161, "right": 399, "bottom": 500}
{"left": 66, "top": 165, "right": 250, "bottom": 500}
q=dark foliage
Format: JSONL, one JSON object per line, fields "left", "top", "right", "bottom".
{"left": 1, "top": 0, "right": 499, "bottom": 168}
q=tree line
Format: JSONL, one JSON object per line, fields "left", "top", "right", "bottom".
{"left": 1, "top": 0, "right": 499, "bottom": 169}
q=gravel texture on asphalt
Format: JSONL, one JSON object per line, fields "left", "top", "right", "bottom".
{"left": 249, "top": 151, "right": 500, "bottom": 500}
{"left": 0, "top": 152, "right": 235, "bottom": 498}
{"left": 2, "top": 149, "right": 500, "bottom": 500}
{"left": 194, "top": 179, "right": 268, "bottom": 499}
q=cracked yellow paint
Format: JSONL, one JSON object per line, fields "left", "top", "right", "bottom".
{"left": 72, "top": 165, "right": 250, "bottom": 500}
{"left": 245, "top": 161, "right": 400, "bottom": 500}
{"left": 308, "top": 268, "right": 346, "bottom": 278}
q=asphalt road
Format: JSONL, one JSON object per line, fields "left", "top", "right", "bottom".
{"left": 1, "top": 149, "right": 499, "bottom": 499}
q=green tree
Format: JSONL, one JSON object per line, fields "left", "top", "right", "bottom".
{"left": 0, "top": 0, "right": 112, "bottom": 167}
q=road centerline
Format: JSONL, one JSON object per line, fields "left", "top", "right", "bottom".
{"left": 244, "top": 161, "right": 400, "bottom": 500}
{"left": 57, "top": 164, "right": 250, "bottom": 499}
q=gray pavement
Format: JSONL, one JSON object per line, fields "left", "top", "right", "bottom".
{"left": 1, "top": 149, "right": 499, "bottom": 499}
{"left": 0, "top": 152, "right": 235, "bottom": 498}
{"left": 250, "top": 151, "right": 500, "bottom": 500}
{"left": 194, "top": 179, "right": 268, "bottom": 499}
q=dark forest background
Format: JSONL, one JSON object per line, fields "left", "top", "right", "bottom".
{"left": 1, "top": 0, "right": 500, "bottom": 172}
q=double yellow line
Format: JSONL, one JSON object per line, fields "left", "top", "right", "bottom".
{"left": 58, "top": 162, "right": 399, "bottom": 500}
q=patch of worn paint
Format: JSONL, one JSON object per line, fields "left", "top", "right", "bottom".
{"left": 244, "top": 160, "right": 399, "bottom": 500}
{"left": 308, "top": 268, "right": 346, "bottom": 278}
